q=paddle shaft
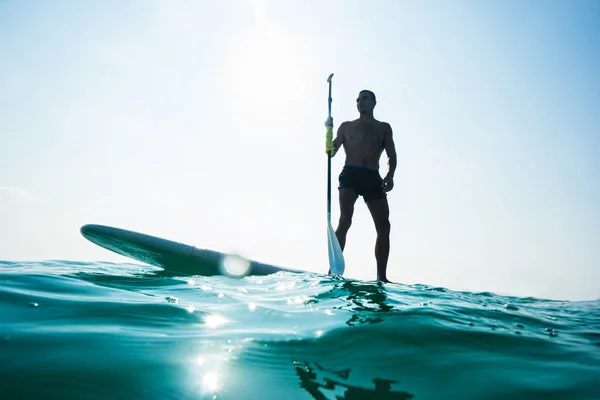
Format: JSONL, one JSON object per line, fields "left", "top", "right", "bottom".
{"left": 326, "top": 74, "right": 334, "bottom": 221}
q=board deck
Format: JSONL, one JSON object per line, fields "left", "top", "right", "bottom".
{"left": 80, "top": 224, "right": 304, "bottom": 277}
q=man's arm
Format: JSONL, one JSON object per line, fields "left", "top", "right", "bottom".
{"left": 383, "top": 123, "right": 397, "bottom": 177}
{"left": 332, "top": 122, "right": 346, "bottom": 157}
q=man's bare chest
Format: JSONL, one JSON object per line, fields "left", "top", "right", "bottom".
{"left": 345, "top": 123, "right": 385, "bottom": 146}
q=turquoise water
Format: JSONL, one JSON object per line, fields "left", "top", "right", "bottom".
{"left": 1, "top": 260, "right": 599, "bottom": 399}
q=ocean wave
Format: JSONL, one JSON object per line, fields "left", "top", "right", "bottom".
{"left": 0, "top": 261, "right": 598, "bottom": 399}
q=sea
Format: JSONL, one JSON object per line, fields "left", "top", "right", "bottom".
{"left": 1, "top": 260, "right": 599, "bottom": 399}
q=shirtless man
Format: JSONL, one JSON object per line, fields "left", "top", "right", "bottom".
{"left": 330, "top": 90, "right": 397, "bottom": 283}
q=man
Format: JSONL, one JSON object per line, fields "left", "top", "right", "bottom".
{"left": 330, "top": 89, "right": 397, "bottom": 283}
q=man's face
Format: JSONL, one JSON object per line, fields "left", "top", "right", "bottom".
{"left": 356, "top": 91, "right": 376, "bottom": 113}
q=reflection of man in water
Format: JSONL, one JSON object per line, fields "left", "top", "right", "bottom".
{"left": 294, "top": 361, "right": 414, "bottom": 399}
{"left": 329, "top": 90, "right": 397, "bottom": 283}
{"left": 337, "top": 280, "right": 393, "bottom": 326}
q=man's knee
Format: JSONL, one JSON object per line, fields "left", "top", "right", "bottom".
{"left": 376, "top": 219, "right": 391, "bottom": 235}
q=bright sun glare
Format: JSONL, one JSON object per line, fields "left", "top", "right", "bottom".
{"left": 223, "top": 14, "right": 312, "bottom": 126}
{"left": 220, "top": 254, "right": 251, "bottom": 277}
{"left": 204, "top": 314, "right": 229, "bottom": 329}
{"left": 203, "top": 372, "right": 219, "bottom": 392}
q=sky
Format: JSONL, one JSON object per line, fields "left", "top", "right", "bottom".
{"left": 1, "top": 0, "right": 598, "bottom": 301}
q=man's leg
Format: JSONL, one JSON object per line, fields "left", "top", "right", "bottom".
{"left": 366, "top": 198, "right": 391, "bottom": 282}
{"left": 328, "top": 188, "right": 358, "bottom": 274}
{"left": 335, "top": 188, "right": 358, "bottom": 251}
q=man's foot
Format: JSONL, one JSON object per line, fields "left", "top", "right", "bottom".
{"left": 378, "top": 277, "right": 393, "bottom": 284}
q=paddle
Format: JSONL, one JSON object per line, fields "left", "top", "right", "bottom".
{"left": 325, "top": 73, "right": 346, "bottom": 276}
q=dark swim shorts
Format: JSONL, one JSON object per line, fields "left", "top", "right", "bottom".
{"left": 338, "top": 165, "right": 386, "bottom": 203}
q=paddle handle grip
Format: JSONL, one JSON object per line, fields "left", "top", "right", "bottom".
{"left": 325, "top": 118, "right": 334, "bottom": 155}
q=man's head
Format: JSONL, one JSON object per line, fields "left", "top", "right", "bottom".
{"left": 357, "top": 90, "right": 376, "bottom": 113}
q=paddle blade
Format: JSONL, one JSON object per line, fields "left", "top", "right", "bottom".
{"left": 327, "top": 221, "right": 345, "bottom": 275}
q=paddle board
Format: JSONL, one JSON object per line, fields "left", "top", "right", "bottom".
{"left": 80, "top": 224, "right": 304, "bottom": 277}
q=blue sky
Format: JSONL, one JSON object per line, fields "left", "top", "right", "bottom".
{"left": 1, "top": 0, "right": 598, "bottom": 301}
